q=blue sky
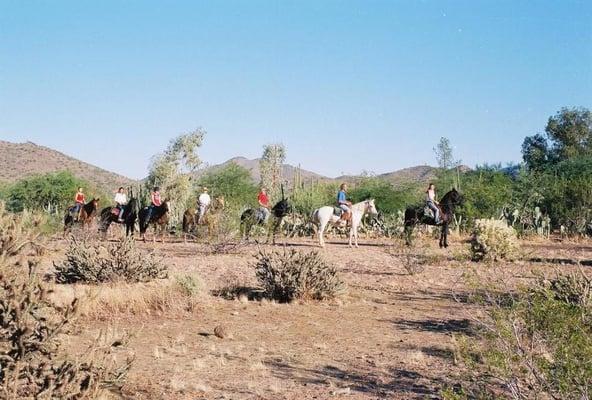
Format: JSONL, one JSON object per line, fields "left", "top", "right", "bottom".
{"left": 1, "top": 0, "right": 591, "bottom": 179}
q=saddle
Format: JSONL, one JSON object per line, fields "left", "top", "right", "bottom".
{"left": 424, "top": 206, "right": 443, "bottom": 225}
{"left": 111, "top": 207, "right": 121, "bottom": 216}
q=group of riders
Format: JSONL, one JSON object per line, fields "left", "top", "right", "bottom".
{"left": 70, "top": 181, "right": 443, "bottom": 226}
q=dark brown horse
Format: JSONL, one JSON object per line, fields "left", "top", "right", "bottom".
{"left": 138, "top": 199, "right": 171, "bottom": 242}
{"left": 63, "top": 198, "right": 100, "bottom": 236}
{"left": 98, "top": 197, "right": 139, "bottom": 238}
{"left": 404, "top": 189, "right": 463, "bottom": 248}
{"left": 240, "top": 198, "right": 291, "bottom": 244}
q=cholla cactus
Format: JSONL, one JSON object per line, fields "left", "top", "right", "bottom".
{"left": 1, "top": 204, "right": 132, "bottom": 398}
{"left": 470, "top": 219, "right": 519, "bottom": 261}
{"left": 146, "top": 128, "right": 205, "bottom": 224}
{"left": 254, "top": 249, "right": 345, "bottom": 302}
{"left": 259, "top": 143, "right": 286, "bottom": 203}
{"left": 54, "top": 236, "right": 168, "bottom": 283}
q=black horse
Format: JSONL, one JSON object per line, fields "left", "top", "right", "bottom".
{"left": 138, "top": 200, "right": 171, "bottom": 242}
{"left": 63, "top": 198, "right": 100, "bottom": 237}
{"left": 404, "top": 188, "right": 463, "bottom": 248}
{"left": 98, "top": 197, "right": 139, "bottom": 238}
{"left": 240, "top": 198, "right": 291, "bottom": 243}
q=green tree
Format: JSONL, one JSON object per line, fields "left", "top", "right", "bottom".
{"left": 434, "top": 137, "right": 462, "bottom": 190}
{"left": 4, "top": 171, "right": 92, "bottom": 213}
{"left": 198, "top": 164, "right": 258, "bottom": 209}
{"left": 522, "top": 107, "right": 592, "bottom": 170}
{"left": 349, "top": 177, "right": 420, "bottom": 214}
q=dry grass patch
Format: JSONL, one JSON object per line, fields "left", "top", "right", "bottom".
{"left": 53, "top": 274, "right": 202, "bottom": 319}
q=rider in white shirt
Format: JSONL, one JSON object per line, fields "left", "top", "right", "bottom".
{"left": 426, "top": 183, "right": 440, "bottom": 224}
{"left": 197, "top": 187, "right": 211, "bottom": 224}
{"left": 114, "top": 187, "right": 128, "bottom": 222}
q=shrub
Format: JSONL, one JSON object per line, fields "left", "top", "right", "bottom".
{"left": 54, "top": 236, "right": 168, "bottom": 284}
{"left": 0, "top": 204, "right": 132, "bottom": 398}
{"left": 254, "top": 249, "right": 345, "bottom": 302}
{"left": 454, "top": 269, "right": 592, "bottom": 399}
{"left": 470, "top": 219, "right": 519, "bottom": 261}
{"left": 175, "top": 274, "right": 202, "bottom": 297}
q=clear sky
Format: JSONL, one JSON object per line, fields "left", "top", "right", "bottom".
{"left": 1, "top": 1, "right": 591, "bottom": 179}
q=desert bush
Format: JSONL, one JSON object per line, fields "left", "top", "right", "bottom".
{"left": 0, "top": 204, "right": 132, "bottom": 398}
{"left": 54, "top": 236, "right": 168, "bottom": 284}
{"left": 454, "top": 269, "right": 592, "bottom": 399}
{"left": 254, "top": 249, "right": 345, "bottom": 302}
{"left": 470, "top": 219, "right": 519, "bottom": 261}
{"left": 175, "top": 274, "right": 202, "bottom": 297}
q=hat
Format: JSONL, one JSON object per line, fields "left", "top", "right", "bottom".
{"left": 202, "top": 186, "right": 209, "bottom": 192}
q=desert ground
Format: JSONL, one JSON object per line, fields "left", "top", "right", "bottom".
{"left": 40, "top": 231, "right": 591, "bottom": 400}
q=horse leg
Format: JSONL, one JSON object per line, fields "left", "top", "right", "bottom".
{"left": 439, "top": 224, "right": 445, "bottom": 248}
{"left": 443, "top": 223, "right": 449, "bottom": 248}
{"left": 354, "top": 225, "right": 360, "bottom": 248}
{"left": 319, "top": 222, "right": 327, "bottom": 247}
{"left": 404, "top": 224, "right": 413, "bottom": 246}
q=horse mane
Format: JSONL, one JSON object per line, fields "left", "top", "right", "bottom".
{"left": 440, "top": 189, "right": 456, "bottom": 204}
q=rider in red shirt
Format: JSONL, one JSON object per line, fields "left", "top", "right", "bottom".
{"left": 258, "top": 187, "right": 271, "bottom": 222}
{"left": 147, "top": 187, "right": 161, "bottom": 222}
{"left": 73, "top": 187, "right": 85, "bottom": 221}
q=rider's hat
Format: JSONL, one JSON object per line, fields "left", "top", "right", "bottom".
{"left": 202, "top": 186, "right": 209, "bottom": 192}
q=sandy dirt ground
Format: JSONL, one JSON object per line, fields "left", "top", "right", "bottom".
{"left": 40, "top": 233, "right": 592, "bottom": 400}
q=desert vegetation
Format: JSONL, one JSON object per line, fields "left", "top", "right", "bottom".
{"left": 0, "top": 107, "right": 590, "bottom": 398}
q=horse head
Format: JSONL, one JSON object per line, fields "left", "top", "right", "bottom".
{"left": 272, "top": 198, "right": 291, "bottom": 218}
{"left": 365, "top": 199, "right": 378, "bottom": 215}
{"left": 448, "top": 188, "right": 463, "bottom": 205}
{"left": 162, "top": 199, "right": 171, "bottom": 212}
{"left": 214, "top": 196, "right": 225, "bottom": 210}
{"left": 91, "top": 198, "right": 100, "bottom": 209}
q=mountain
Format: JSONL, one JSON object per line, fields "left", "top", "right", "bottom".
{"left": 196, "top": 157, "right": 329, "bottom": 184}
{"left": 199, "top": 158, "right": 467, "bottom": 188}
{"left": 336, "top": 165, "right": 439, "bottom": 187}
{"left": 0, "top": 139, "right": 469, "bottom": 193}
{"left": 0, "top": 140, "right": 135, "bottom": 191}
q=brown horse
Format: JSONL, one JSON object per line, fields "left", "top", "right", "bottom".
{"left": 182, "top": 196, "right": 225, "bottom": 242}
{"left": 63, "top": 198, "right": 100, "bottom": 237}
{"left": 139, "top": 199, "right": 171, "bottom": 242}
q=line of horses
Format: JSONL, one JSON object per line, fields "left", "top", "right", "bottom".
{"left": 63, "top": 189, "right": 463, "bottom": 248}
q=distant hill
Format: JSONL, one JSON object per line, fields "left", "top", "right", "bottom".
{"left": 198, "top": 157, "right": 469, "bottom": 188}
{"left": 0, "top": 139, "right": 470, "bottom": 194}
{"left": 196, "top": 156, "right": 329, "bottom": 184}
{"left": 336, "top": 165, "right": 439, "bottom": 187}
{"left": 0, "top": 140, "right": 135, "bottom": 191}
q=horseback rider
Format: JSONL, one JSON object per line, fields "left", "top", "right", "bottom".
{"left": 337, "top": 183, "right": 352, "bottom": 222}
{"left": 114, "top": 187, "right": 127, "bottom": 222}
{"left": 73, "top": 187, "right": 85, "bottom": 221}
{"left": 146, "top": 186, "right": 161, "bottom": 222}
{"left": 258, "top": 187, "right": 271, "bottom": 223}
{"left": 426, "top": 183, "right": 441, "bottom": 224}
{"left": 197, "top": 186, "right": 211, "bottom": 224}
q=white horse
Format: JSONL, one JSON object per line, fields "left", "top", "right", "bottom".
{"left": 312, "top": 199, "right": 378, "bottom": 248}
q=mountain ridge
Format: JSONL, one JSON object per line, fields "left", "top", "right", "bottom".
{"left": 1, "top": 140, "right": 465, "bottom": 191}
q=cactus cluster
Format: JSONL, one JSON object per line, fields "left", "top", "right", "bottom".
{"left": 470, "top": 218, "right": 520, "bottom": 261}
{"left": 0, "top": 202, "right": 132, "bottom": 398}
{"left": 54, "top": 236, "right": 168, "bottom": 284}
{"left": 254, "top": 249, "right": 345, "bottom": 302}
